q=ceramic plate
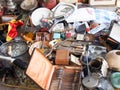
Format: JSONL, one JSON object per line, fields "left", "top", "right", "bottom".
{"left": 31, "top": 8, "right": 53, "bottom": 26}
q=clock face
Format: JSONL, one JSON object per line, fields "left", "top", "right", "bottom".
{"left": 0, "top": 40, "right": 28, "bottom": 57}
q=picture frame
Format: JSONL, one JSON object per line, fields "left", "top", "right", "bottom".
{"left": 109, "top": 21, "right": 120, "bottom": 43}
{"left": 116, "top": 0, "right": 120, "bottom": 6}
{"left": 89, "top": 0, "right": 116, "bottom": 5}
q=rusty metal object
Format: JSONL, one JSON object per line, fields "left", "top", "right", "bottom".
{"left": 84, "top": 34, "right": 95, "bottom": 42}
{"left": 99, "top": 36, "right": 112, "bottom": 52}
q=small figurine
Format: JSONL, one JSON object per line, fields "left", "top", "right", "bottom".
{"left": 6, "top": 0, "right": 16, "bottom": 12}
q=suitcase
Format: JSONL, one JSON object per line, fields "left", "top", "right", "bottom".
{"left": 26, "top": 48, "right": 82, "bottom": 90}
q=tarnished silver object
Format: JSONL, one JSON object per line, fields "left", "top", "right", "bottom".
{"left": 0, "top": 40, "right": 28, "bottom": 57}
{"left": 20, "top": 0, "right": 38, "bottom": 11}
{"left": 6, "top": 0, "right": 16, "bottom": 12}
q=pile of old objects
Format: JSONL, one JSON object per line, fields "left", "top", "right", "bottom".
{"left": 0, "top": 0, "right": 120, "bottom": 90}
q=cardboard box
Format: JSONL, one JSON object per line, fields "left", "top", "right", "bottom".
{"left": 26, "top": 48, "right": 82, "bottom": 90}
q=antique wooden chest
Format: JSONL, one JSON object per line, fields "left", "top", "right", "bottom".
{"left": 26, "top": 48, "right": 82, "bottom": 90}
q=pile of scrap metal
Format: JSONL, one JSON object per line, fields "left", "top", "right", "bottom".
{"left": 0, "top": 0, "right": 120, "bottom": 90}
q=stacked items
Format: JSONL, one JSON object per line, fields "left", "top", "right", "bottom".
{"left": 0, "top": 0, "right": 120, "bottom": 90}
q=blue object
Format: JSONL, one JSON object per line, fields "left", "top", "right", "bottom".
{"left": 53, "top": 33, "right": 61, "bottom": 39}
{"left": 94, "top": 9, "right": 117, "bottom": 24}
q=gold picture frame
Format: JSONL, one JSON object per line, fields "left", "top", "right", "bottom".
{"left": 89, "top": 0, "right": 116, "bottom": 5}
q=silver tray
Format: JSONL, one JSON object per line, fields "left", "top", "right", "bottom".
{"left": 0, "top": 40, "right": 28, "bottom": 57}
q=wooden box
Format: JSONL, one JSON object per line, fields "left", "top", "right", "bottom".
{"left": 26, "top": 48, "right": 82, "bottom": 90}
{"left": 55, "top": 49, "right": 69, "bottom": 65}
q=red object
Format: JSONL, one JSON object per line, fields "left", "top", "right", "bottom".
{"left": 6, "top": 20, "right": 23, "bottom": 41}
{"left": 0, "top": 11, "right": 3, "bottom": 16}
{"left": 66, "top": 33, "right": 71, "bottom": 38}
{"left": 40, "top": 0, "right": 57, "bottom": 9}
{"left": 40, "top": 27, "right": 48, "bottom": 32}
{"left": 66, "top": 31, "right": 72, "bottom": 38}
{"left": 0, "top": 7, "right": 5, "bottom": 16}
{"left": 86, "top": 28, "right": 90, "bottom": 32}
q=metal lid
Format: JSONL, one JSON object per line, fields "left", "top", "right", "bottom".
{"left": 82, "top": 76, "right": 99, "bottom": 89}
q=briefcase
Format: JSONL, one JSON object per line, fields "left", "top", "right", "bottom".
{"left": 26, "top": 48, "right": 82, "bottom": 90}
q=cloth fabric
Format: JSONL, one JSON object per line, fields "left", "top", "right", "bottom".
{"left": 6, "top": 20, "right": 23, "bottom": 41}
{"left": 94, "top": 9, "right": 118, "bottom": 24}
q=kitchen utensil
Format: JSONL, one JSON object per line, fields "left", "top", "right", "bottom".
{"left": 0, "top": 55, "right": 27, "bottom": 70}
{"left": 0, "top": 40, "right": 28, "bottom": 58}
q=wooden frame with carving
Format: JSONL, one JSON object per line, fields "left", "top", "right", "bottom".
{"left": 89, "top": 0, "right": 116, "bottom": 5}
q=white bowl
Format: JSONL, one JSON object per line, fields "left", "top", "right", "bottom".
{"left": 31, "top": 8, "right": 53, "bottom": 26}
